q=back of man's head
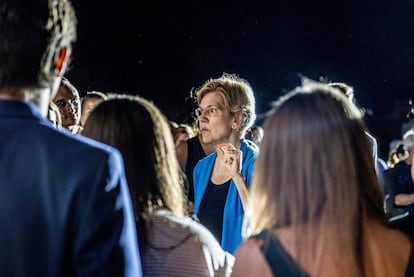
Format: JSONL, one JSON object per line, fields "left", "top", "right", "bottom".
{"left": 403, "top": 129, "right": 414, "bottom": 151}
{"left": 0, "top": 0, "right": 77, "bottom": 89}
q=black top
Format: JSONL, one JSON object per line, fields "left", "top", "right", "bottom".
{"left": 197, "top": 179, "right": 230, "bottom": 243}
{"left": 185, "top": 136, "right": 207, "bottom": 202}
{"left": 252, "top": 230, "right": 310, "bottom": 277}
{"left": 384, "top": 161, "right": 414, "bottom": 214}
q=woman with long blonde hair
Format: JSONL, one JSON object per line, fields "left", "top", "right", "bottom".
{"left": 232, "top": 83, "right": 413, "bottom": 277}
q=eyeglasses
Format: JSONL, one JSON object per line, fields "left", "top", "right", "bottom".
{"left": 194, "top": 106, "right": 227, "bottom": 117}
{"left": 55, "top": 98, "right": 80, "bottom": 110}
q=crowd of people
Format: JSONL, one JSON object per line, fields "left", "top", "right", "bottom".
{"left": 2, "top": 0, "right": 414, "bottom": 276}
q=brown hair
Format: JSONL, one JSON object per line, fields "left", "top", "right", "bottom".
{"left": 248, "top": 83, "right": 386, "bottom": 275}
{"left": 82, "top": 94, "right": 186, "bottom": 249}
{"left": 195, "top": 73, "right": 256, "bottom": 137}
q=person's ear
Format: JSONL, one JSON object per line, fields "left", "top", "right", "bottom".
{"left": 238, "top": 111, "right": 245, "bottom": 125}
{"left": 232, "top": 112, "right": 242, "bottom": 130}
{"left": 55, "top": 46, "right": 70, "bottom": 76}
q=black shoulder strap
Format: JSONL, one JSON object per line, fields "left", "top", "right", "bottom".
{"left": 252, "top": 230, "right": 310, "bottom": 277}
{"left": 405, "top": 248, "right": 414, "bottom": 277}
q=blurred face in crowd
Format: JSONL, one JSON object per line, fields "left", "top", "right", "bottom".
{"left": 53, "top": 84, "right": 80, "bottom": 128}
{"left": 174, "top": 129, "right": 190, "bottom": 147}
{"left": 407, "top": 146, "right": 414, "bottom": 165}
{"left": 250, "top": 127, "right": 264, "bottom": 146}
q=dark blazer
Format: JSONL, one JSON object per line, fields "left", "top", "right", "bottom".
{"left": 384, "top": 161, "right": 414, "bottom": 214}
{"left": 0, "top": 100, "right": 142, "bottom": 276}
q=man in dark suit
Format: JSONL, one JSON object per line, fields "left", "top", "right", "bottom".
{"left": 387, "top": 130, "right": 414, "bottom": 213}
{"left": 0, "top": 0, "right": 142, "bottom": 276}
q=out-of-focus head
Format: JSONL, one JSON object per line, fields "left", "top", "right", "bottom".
{"left": 396, "top": 143, "right": 408, "bottom": 159}
{"left": 0, "top": 0, "right": 77, "bottom": 90}
{"left": 82, "top": 94, "right": 186, "bottom": 220}
{"left": 403, "top": 129, "right": 414, "bottom": 163}
{"left": 52, "top": 77, "right": 80, "bottom": 128}
{"left": 195, "top": 73, "right": 256, "bottom": 138}
{"left": 387, "top": 142, "right": 409, "bottom": 168}
{"left": 403, "top": 129, "right": 414, "bottom": 152}
{"left": 247, "top": 125, "right": 264, "bottom": 146}
{"left": 302, "top": 77, "right": 355, "bottom": 102}
{"left": 170, "top": 122, "right": 194, "bottom": 147}
{"left": 248, "top": 83, "right": 385, "bottom": 235}
{"left": 80, "top": 91, "right": 107, "bottom": 126}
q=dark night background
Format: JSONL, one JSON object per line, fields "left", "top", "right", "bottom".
{"left": 68, "top": 0, "right": 414, "bottom": 159}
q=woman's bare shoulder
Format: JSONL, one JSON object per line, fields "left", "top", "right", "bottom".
{"left": 231, "top": 238, "right": 273, "bottom": 277}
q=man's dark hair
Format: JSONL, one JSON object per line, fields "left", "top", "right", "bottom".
{"left": 0, "top": 0, "right": 76, "bottom": 88}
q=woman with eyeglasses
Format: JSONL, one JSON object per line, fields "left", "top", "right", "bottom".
{"left": 52, "top": 77, "right": 82, "bottom": 134}
{"left": 192, "top": 73, "right": 258, "bottom": 255}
